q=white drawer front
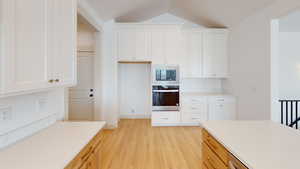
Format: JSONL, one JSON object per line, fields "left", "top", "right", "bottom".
{"left": 181, "top": 103, "right": 207, "bottom": 112}
{"left": 181, "top": 111, "right": 207, "bottom": 123}
{"left": 151, "top": 111, "right": 180, "bottom": 124}
{"left": 181, "top": 96, "right": 207, "bottom": 104}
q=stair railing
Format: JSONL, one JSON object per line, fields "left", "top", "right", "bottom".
{"left": 279, "top": 100, "right": 300, "bottom": 129}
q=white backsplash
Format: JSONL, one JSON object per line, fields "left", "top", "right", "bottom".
{"left": 0, "top": 89, "right": 66, "bottom": 149}
{"left": 180, "top": 78, "right": 224, "bottom": 93}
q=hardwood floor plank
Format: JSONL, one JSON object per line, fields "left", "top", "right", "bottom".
{"left": 99, "top": 119, "right": 202, "bottom": 169}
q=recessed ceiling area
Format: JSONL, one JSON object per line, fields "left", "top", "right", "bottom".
{"left": 83, "top": 0, "right": 277, "bottom": 27}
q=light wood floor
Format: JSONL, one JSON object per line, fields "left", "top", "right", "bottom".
{"left": 99, "top": 119, "right": 203, "bottom": 169}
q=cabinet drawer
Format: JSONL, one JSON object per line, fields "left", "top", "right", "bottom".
{"left": 202, "top": 142, "right": 227, "bottom": 169}
{"left": 181, "top": 103, "right": 206, "bottom": 111}
{"left": 152, "top": 111, "right": 180, "bottom": 124}
{"left": 181, "top": 96, "right": 207, "bottom": 104}
{"left": 202, "top": 129, "right": 228, "bottom": 165}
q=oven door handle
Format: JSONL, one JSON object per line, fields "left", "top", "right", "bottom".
{"left": 152, "top": 90, "right": 179, "bottom": 93}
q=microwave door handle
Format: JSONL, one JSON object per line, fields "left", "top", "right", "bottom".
{"left": 152, "top": 90, "right": 179, "bottom": 93}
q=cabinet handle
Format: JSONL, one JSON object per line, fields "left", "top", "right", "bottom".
{"left": 161, "top": 118, "right": 169, "bottom": 120}
{"left": 55, "top": 79, "right": 60, "bottom": 82}
{"left": 48, "top": 79, "right": 54, "bottom": 83}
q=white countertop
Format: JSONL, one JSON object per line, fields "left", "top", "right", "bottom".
{"left": 0, "top": 121, "right": 106, "bottom": 169}
{"left": 202, "top": 121, "right": 300, "bottom": 169}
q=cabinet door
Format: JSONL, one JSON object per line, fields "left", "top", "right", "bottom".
{"left": 1, "top": 0, "right": 52, "bottom": 93}
{"left": 135, "top": 28, "right": 149, "bottom": 61}
{"left": 116, "top": 27, "right": 149, "bottom": 62}
{"left": 203, "top": 30, "right": 228, "bottom": 78}
{"left": 209, "top": 98, "right": 236, "bottom": 120}
{"left": 150, "top": 30, "right": 165, "bottom": 64}
{"left": 117, "top": 29, "right": 136, "bottom": 61}
{"left": 182, "top": 31, "right": 203, "bottom": 78}
{"left": 165, "top": 29, "right": 182, "bottom": 65}
{"left": 50, "top": 0, "right": 77, "bottom": 86}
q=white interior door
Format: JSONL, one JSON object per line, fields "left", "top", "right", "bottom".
{"left": 69, "top": 52, "right": 94, "bottom": 121}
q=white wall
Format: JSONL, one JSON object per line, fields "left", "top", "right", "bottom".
{"left": 278, "top": 32, "right": 300, "bottom": 99}
{"left": 279, "top": 11, "right": 300, "bottom": 32}
{"left": 0, "top": 89, "right": 66, "bottom": 149}
{"left": 181, "top": 78, "right": 223, "bottom": 93}
{"left": 94, "top": 20, "right": 119, "bottom": 128}
{"left": 77, "top": 17, "right": 96, "bottom": 51}
{"left": 118, "top": 63, "right": 151, "bottom": 118}
{"left": 223, "top": 0, "right": 300, "bottom": 120}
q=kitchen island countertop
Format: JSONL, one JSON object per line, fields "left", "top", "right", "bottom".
{"left": 202, "top": 120, "right": 300, "bottom": 169}
{"left": 0, "top": 121, "right": 106, "bottom": 169}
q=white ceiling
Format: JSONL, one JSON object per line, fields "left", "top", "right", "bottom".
{"left": 84, "top": 0, "right": 277, "bottom": 27}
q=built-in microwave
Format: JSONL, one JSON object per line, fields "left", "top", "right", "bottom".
{"left": 152, "top": 65, "right": 179, "bottom": 85}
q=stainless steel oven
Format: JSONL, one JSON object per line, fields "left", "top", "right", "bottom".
{"left": 152, "top": 65, "right": 179, "bottom": 85}
{"left": 152, "top": 85, "right": 180, "bottom": 111}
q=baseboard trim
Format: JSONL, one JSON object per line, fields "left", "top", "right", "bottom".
{"left": 120, "top": 114, "right": 151, "bottom": 119}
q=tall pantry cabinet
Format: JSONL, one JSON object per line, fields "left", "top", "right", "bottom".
{"left": 0, "top": 0, "right": 77, "bottom": 97}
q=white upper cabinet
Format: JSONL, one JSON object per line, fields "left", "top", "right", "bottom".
{"left": 0, "top": 0, "right": 77, "bottom": 97}
{"left": 165, "top": 28, "right": 182, "bottom": 65}
{"left": 1, "top": 0, "right": 52, "bottom": 94}
{"left": 181, "top": 29, "right": 203, "bottom": 78}
{"left": 149, "top": 25, "right": 182, "bottom": 65}
{"left": 149, "top": 29, "right": 165, "bottom": 64}
{"left": 50, "top": 0, "right": 77, "bottom": 86}
{"left": 115, "top": 24, "right": 229, "bottom": 78}
{"left": 116, "top": 25, "right": 150, "bottom": 62}
{"left": 203, "top": 29, "right": 229, "bottom": 78}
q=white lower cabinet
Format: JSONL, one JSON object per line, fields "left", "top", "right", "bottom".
{"left": 181, "top": 96, "right": 208, "bottom": 124}
{"left": 151, "top": 111, "right": 180, "bottom": 126}
{"left": 208, "top": 96, "right": 236, "bottom": 120}
{"left": 151, "top": 95, "right": 236, "bottom": 127}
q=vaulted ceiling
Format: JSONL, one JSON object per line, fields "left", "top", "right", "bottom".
{"left": 83, "top": 0, "right": 276, "bottom": 27}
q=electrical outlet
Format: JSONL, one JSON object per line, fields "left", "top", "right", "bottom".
{"left": 0, "top": 106, "right": 12, "bottom": 121}
{"left": 36, "top": 98, "right": 47, "bottom": 113}
{"left": 131, "top": 109, "right": 135, "bottom": 114}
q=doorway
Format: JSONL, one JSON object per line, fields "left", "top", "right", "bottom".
{"left": 271, "top": 11, "right": 300, "bottom": 125}
{"left": 68, "top": 14, "right": 98, "bottom": 121}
